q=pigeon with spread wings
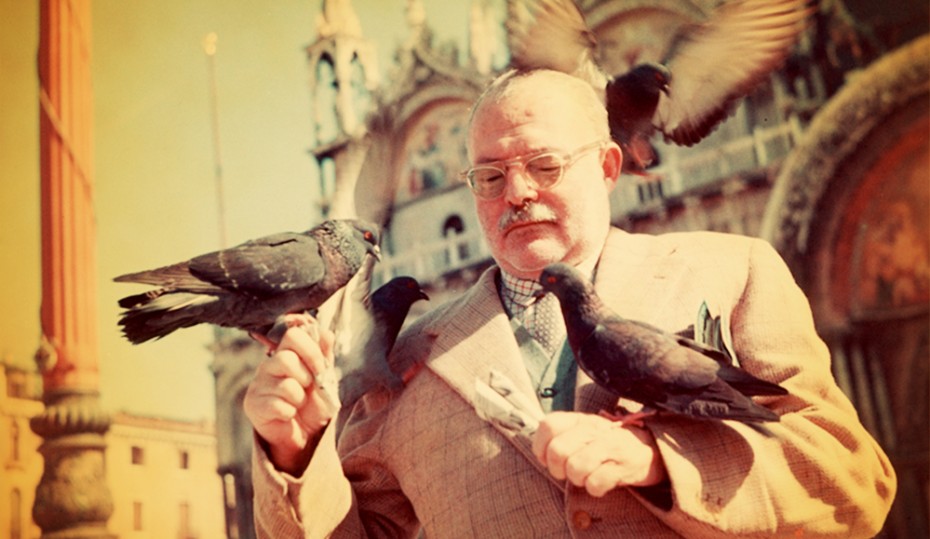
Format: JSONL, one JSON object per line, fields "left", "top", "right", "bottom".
{"left": 115, "top": 218, "right": 381, "bottom": 344}
{"left": 507, "top": 0, "right": 812, "bottom": 174}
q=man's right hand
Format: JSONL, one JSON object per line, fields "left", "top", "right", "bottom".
{"left": 244, "top": 315, "right": 339, "bottom": 476}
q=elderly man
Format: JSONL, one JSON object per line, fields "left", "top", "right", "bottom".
{"left": 244, "top": 69, "right": 895, "bottom": 537}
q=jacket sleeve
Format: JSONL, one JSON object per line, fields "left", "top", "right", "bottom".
{"left": 251, "top": 388, "right": 419, "bottom": 538}
{"left": 642, "top": 238, "right": 896, "bottom": 538}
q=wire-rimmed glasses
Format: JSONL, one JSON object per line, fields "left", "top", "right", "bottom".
{"left": 461, "top": 140, "right": 607, "bottom": 200}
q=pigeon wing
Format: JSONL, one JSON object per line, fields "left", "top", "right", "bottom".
{"left": 113, "top": 261, "right": 220, "bottom": 292}
{"left": 189, "top": 232, "right": 326, "bottom": 296}
{"left": 506, "top": 0, "right": 607, "bottom": 87}
{"left": 655, "top": 0, "right": 811, "bottom": 145}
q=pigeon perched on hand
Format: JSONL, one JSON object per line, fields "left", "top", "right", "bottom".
{"left": 331, "top": 261, "right": 429, "bottom": 410}
{"left": 538, "top": 263, "right": 788, "bottom": 424}
{"left": 115, "top": 218, "right": 381, "bottom": 344}
{"left": 506, "top": 0, "right": 812, "bottom": 174}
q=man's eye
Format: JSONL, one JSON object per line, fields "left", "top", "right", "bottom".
{"left": 474, "top": 170, "right": 503, "bottom": 185}
{"left": 527, "top": 156, "right": 562, "bottom": 174}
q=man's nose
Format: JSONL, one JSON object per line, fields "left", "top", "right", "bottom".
{"left": 502, "top": 167, "right": 538, "bottom": 206}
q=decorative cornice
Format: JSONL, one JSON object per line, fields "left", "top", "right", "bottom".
{"left": 372, "top": 26, "right": 487, "bottom": 131}
{"left": 760, "top": 34, "right": 930, "bottom": 263}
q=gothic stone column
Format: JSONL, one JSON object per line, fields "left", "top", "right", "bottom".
{"left": 31, "top": 0, "right": 115, "bottom": 537}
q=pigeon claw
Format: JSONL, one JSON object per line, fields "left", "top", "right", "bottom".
{"left": 257, "top": 313, "right": 320, "bottom": 354}
{"left": 598, "top": 408, "right": 657, "bottom": 429}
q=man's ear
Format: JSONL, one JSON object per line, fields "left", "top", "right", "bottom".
{"left": 602, "top": 142, "right": 623, "bottom": 191}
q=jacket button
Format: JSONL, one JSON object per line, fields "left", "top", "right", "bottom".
{"left": 572, "top": 510, "right": 593, "bottom": 530}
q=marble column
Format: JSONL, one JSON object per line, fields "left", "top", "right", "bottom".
{"left": 30, "top": 0, "right": 115, "bottom": 537}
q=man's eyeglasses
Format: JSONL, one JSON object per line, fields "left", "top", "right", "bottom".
{"left": 461, "top": 140, "right": 606, "bottom": 200}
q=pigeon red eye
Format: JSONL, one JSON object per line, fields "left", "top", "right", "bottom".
{"left": 546, "top": 276, "right": 556, "bottom": 284}
{"left": 365, "top": 231, "right": 373, "bottom": 241}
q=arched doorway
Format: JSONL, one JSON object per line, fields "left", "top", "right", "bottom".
{"left": 762, "top": 35, "right": 929, "bottom": 538}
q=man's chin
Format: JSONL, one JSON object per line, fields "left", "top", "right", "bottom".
{"left": 499, "top": 239, "right": 566, "bottom": 277}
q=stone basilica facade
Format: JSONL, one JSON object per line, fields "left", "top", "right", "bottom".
{"left": 211, "top": 1, "right": 928, "bottom": 537}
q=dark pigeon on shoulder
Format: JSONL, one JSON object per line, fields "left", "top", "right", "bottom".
{"left": 538, "top": 263, "right": 788, "bottom": 424}
{"left": 115, "top": 218, "right": 381, "bottom": 344}
{"left": 506, "top": 0, "right": 812, "bottom": 174}
{"left": 331, "top": 256, "right": 429, "bottom": 409}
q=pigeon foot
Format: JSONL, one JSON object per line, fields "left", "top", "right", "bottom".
{"left": 598, "top": 408, "right": 657, "bottom": 428}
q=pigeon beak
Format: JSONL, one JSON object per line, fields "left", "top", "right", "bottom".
{"left": 418, "top": 290, "right": 430, "bottom": 302}
{"left": 533, "top": 290, "right": 546, "bottom": 300}
{"left": 369, "top": 244, "right": 382, "bottom": 261}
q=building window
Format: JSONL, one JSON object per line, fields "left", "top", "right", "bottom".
{"left": 636, "top": 179, "right": 665, "bottom": 204}
{"left": 179, "top": 450, "right": 189, "bottom": 470}
{"left": 222, "top": 473, "right": 240, "bottom": 539}
{"left": 315, "top": 55, "right": 340, "bottom": 144}
{"left": 10, "top": 488, "right": 21, "bottom": 539}
{"left": 7, "top": 374, "right": 25, "bottom": 398}
{"left": 223, "top": 473, "right": 237, "bottom": 509}
{"left": 133, "top": 501, "right": 143, "bottom": 531}
{"left": 131, "top": 446, "right": 144, "bottom": 465}
{"left": 179, "top": 502, "right": 191, "bottom": 539}
{"left": 442, "top": 214, "right": 469, "bottom": 265}
{"left": 319, "top": 156, "right": 336, "bottom": 212}
{"left": 349, "top": 54, "right": 371, "bottom": 132}
{"left": 10, "top": 421, "right": 20, "bottom": 462}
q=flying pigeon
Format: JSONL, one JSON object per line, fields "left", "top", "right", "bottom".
{"left": 506, "top": 0, "right": 812, "bottom": 174}
{"left": 115, "top": 218, "right": 381, "bottom": 344}
{"left": 332, "top": 263, "right": 429, "bottom": 409}
{"left": 538, "top": 263, "right": 788, "bottom": 424}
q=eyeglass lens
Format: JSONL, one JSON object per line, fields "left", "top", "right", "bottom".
{"left": 469, "top": 153, "right": 565, "bottom": 198}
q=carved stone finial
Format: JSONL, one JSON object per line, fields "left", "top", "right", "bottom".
{"left": 406, "top": 0, "right": 426, "bottom": 32}
{"left": 315, "top": 0, "right": 363, "bottom": 39}
{"left": 470, "top": 0, "right": 494, "bottom": 75}
{"left": 34, "top": 332, "right": 58, "bottom": 373}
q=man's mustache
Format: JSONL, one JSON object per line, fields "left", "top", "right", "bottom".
{"left": 498, "top": 202, "right": 559, "bottom": 231}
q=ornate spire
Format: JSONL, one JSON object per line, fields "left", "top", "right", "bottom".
{"left": 406, "top": 0, "right": 427, "bottom": 31}
{"left": 315, "top": 0, "right": 363, "bottom": 39}
{"left": 469, "top": 0, "right": 497, "bottom": 75}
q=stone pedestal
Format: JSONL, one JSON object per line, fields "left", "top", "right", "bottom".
{"left": 30, "top": 391, "right": 114, "bottom": 539}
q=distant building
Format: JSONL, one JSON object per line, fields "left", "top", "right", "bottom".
{"left": 0, "top": 358, "right": 43, "bottom": 539}
{"left": 0, "top": 357, "right": 226, "bottom": 539}
{"left": 107, "top": 412, "right": 226, "bottom": 539}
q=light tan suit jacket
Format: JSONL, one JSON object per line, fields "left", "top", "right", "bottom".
{"left": 253, "top": 228, "right": 896, "bottom": 538}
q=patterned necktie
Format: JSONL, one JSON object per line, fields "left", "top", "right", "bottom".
{"left": 526, "top": 292, "right": 566, "bottom": 357}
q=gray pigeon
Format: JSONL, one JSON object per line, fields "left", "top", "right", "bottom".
{"left": 333, "top": 263, "right": 429, "bottom": 409}
{"left": 115, "top": 218, "right": 381, "bottom": 344}
{"left": 538, "top": 263, "right": 787, "bottom": 424}
{"left": 506, "top": 0, "right": 812, "bottom": 174}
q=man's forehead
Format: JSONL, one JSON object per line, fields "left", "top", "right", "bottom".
{"left": 470, "top": 99, "right": 590, "bottom": 148}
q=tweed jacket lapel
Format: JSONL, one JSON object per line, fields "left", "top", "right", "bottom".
{"left": 424, "top": 267, "right": 541, "bottom": 415}
{"left": 421, "top": 267, "right": 563, "bottom": 481}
